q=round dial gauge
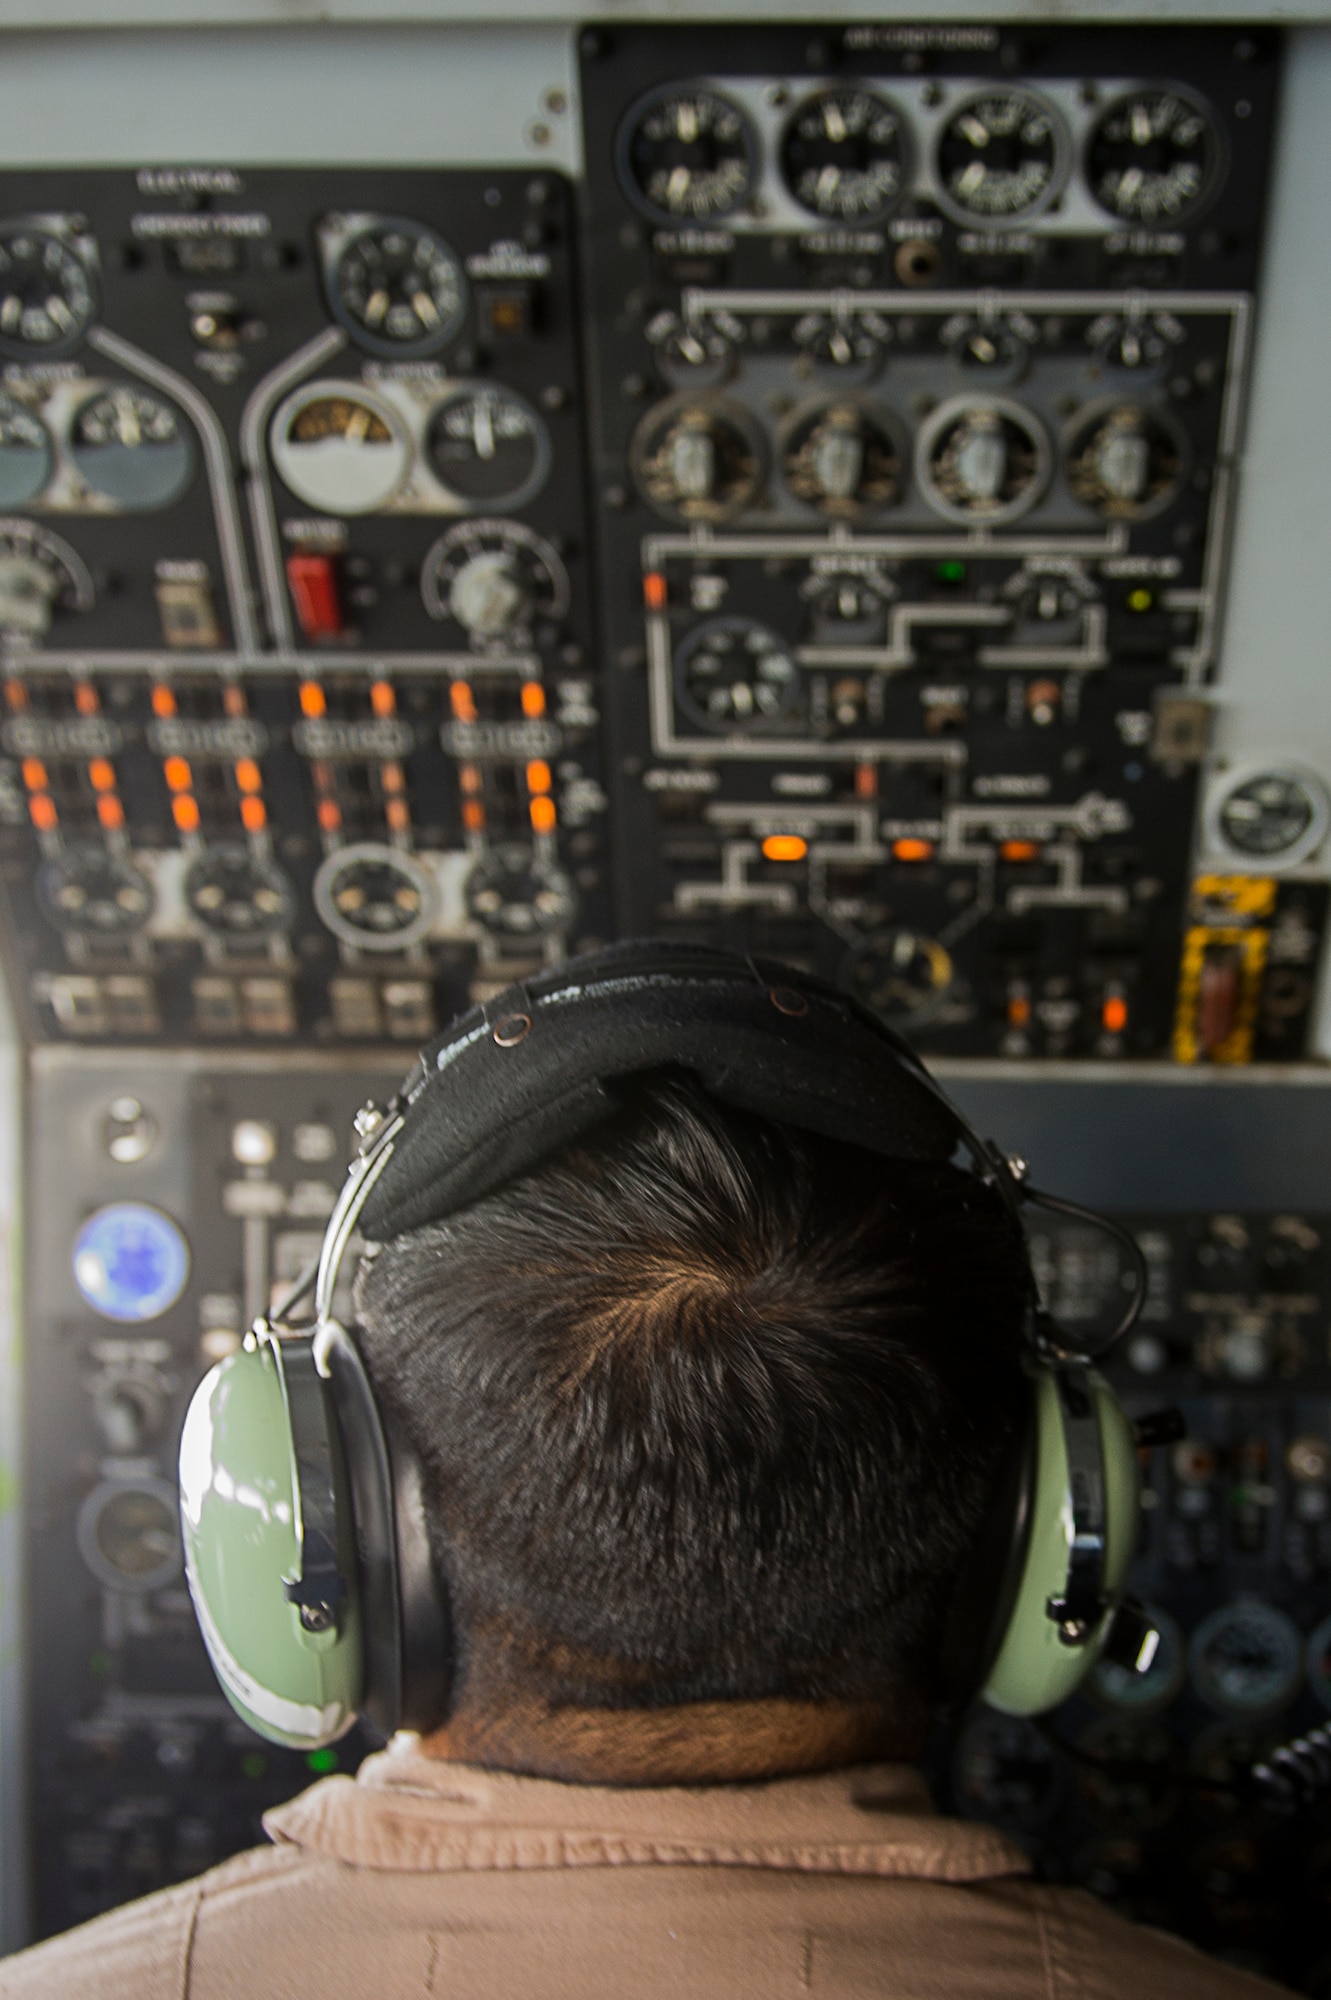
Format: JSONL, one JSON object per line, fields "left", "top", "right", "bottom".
{"left": 421, "top": 520, "right": 568, "bottom": 641}
{"left": 313, "top": 842, "right": 437, "bottom": 952}
{"left": 1091, "top": 1608, "right": 1186, "bottom": 1715}
{"left": 1211, "top": 769, "right": 1329, "bottom": 864}
{"left": 72, "top": 1203, "right": 189, "bottom": 1323}
{"left": 1065, "top": 403, "right": 1186, "bottom": 520}
{"left": 936, "top": 92, "right": 1064, "bottom": 221}
{"left": 328, "top": 217, "right": 466, "bottom": 356}
{"left": 0, "top": 226, "right": 95, "bottom": 356}
{"left": 38, "top": 846, "right": 153, "bottom": 936}
{"left": 781, "top": 89, "right": 908, "bottom": 221}
{"left": 675, "top": 617, "right": 800, "bottom": 735}
{"left": 427, "top": 387, "right": 552, "bottom": 510}
{"left": 1088, "top": 91, "right": 1219, "bottom": 224}
{"left": 619, "top": 86, "right": 757, "bottom": 224}
{"left": 185, "top": 845, "right": 294, "bottom": 938}
{"left": 0, "top": 518, "right": 93, "bottom": 639}
{"left": 917, "top": 396, "right": 1050, "bottom": 524}
{"left": 77, "top": 1480, "right": 181, "bottom": 1591}
{"left": 270, "top": 383, "right": 410, "bottom": 516}
{"left": 780, "top": 398, "right": 904, "bottom": 518}
{"left": 843, "top": 931, "right": 954, "bottom": 1028}
{"left": 630, "top": 393, "right": 765, "bottom": 524}
{"left": 953, "top": 1712, "right": 1063, "bottom": 1831}
{"left": 0, "top": 393, "right": 51, "bottom": 506}
{"left": 1190, "top": 1600, "right": 1304, "bottom": 1717}
{"left": 71, "top": 386, "right": 194, "bottom": 511}
{"left": 465, "top": 846, "right": 577, "bottom": 939}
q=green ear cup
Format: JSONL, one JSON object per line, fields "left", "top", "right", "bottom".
{"left": 981, "top": 1367, "right": 1139, "bottom": 1717}
{"left": 178, "top": 1330, "right": 363, "bottom": 1749}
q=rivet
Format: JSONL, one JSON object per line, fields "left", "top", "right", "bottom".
{"left": 492, "top": 1012, "right": 532, "bottom": 1047}
{"left": 769, "top": 986, "right": 809, "bottom": 1018}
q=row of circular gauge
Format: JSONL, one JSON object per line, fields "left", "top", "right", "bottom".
{"left": 633, "top": 389, "right": 1189, "bottom": 527}
{"left": 0, "top": 384, "right": 194, "bottom": 512}
{"left": 620, "top": 81, "right": 1222, "bottom": 227}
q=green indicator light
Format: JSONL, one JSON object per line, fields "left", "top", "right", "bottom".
{"left": 88, "top": 1648, "right": 111, "bottom": 1679}
{"left": 305, "top": 1747, "right": 339, "bottom": 1774}
{"left": 241, "top": 1752, "right": 266, "bottom": 1780}
{"left": 935, "top": 560, "right": 966, "bottom": 585}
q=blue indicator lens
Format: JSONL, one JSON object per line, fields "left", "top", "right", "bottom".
{"left": 72, "top": 1202, "right": 190, "bottom": 1323}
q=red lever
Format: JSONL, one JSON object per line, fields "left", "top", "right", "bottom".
{"left": 286, "top": 554, "right": 344, "bottom": 640}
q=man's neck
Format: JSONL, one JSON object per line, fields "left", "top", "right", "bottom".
{"left": 418, "top": 1695, "right": 921, "bottom": 1786}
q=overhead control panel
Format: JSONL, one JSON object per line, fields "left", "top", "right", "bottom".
{"left": 0, "top": 168, "right": 607, "bottom": 1046}
{"left": 578, "top": 25, "right": 1304, "bottom": 1058}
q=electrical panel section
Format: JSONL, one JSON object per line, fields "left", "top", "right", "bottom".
{"left": 578, "top": 26, "right": 1311, "bottom": 1060}
{"left": 0, "top": 168, "right": 607, "bottom": 1048}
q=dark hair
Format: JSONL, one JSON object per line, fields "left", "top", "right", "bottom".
{"left": 354, "top": 1074, "right": 1029, "bottom": 1716}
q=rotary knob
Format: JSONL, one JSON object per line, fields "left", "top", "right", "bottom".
{"left": 448, "top": 550, "right": 529, "bottom": 638}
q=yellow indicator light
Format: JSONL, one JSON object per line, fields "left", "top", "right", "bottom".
{"left": 1126, "top": 587, "right": 1154, "bottom": 613}
{"left": 762, "top": 835, "right": 808, "bottom": 863}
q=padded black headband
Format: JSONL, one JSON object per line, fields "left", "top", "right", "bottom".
{"left": 357, "top": 939, "right": 979, "bottom": 1243}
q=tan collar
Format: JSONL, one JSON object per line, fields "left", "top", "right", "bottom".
{"left": 264, "top": 1746, "right": 1030, "bottom": 1883}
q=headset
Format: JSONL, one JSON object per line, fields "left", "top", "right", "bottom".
{"left": 179, "top": 938, "right": 1166, "bottom": 1751}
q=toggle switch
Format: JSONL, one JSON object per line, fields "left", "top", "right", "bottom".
{"left": 286, "top": 553, "right": 345, "bottom": 641}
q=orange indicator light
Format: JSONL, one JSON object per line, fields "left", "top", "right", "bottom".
{"left": 381, "top": 762, "right": 405, "bottom": 796}
{"left": 21, "top": 758, "right": 48, "bottom": 793}
{"left": 762, "top": 834, "right": 808, "bottom": 863}
{"left": 299, "top": 681, "right": 326, "bottom": 718}
{"left": 462, "top": 799, "right": 486, "bottom": 833}
{"left": 459, "top": 763, "right": 482, "bottom": 796}
{"left": 74, "top": 682, "right": 99, "bottom": 716}
{"left": 521, "top": 682, "right": 546, "bottom": 718}
{"left": 234, "top": 758, "right": 262, "bottom": 795}
{"left": 1008, "top": 993, "right": 1032, "bottom": 1029}
{"left": 4, "top": 680, "right": 27, "bottom": 712}
{"left": 385, "top": 798, "right": 410, "bottom": 833}
{"left": 28, "top": 795, "right": 56, "bottom": 832}
{"left": 151, "top": 684, "right": 177, "bottom": 718}
{"left": 1102, "top": 994, "right": 1129, "bottom": 1036}
{"left": 855, "top": 764, "right": 878, "bottom": 799}
{"left": 643, "top": 572, "right": 668, "bottom": 612}
{"left": 240, "top": 796, "right": 267, "bottom": 833}
{"left": 172, "top": 794, "right": 200, "bottom": 833}
{"left": 1001, "top": 839, "right": 1040, "bottom": 863}
{"left": 164, "top": 755, "right": 192, "bottom": 794}
{"left": 892, "top": 837, "right": 934, "bottom": 863}
{"left": 88, "top": 758, "right": 116, "bottom": 793}
{"left": 370, "top": 679, "right": 396, "bottom": 717}
{"left": 526, "top": 759, "right": 552, "bottom": 795}
{"left": 530, "top": 795, "right": 557, "bottom": 835}
{"left": 223, "top": 683, "right": 246, "bottom": 717}
{"left": 317, "top": 798, "right": 342, "bottom": 834}
{"left": 450, "top": 681, "right": 477, "bottom": 722}
{"left": 96, "top": 794, "right": 124, "bottom": 831}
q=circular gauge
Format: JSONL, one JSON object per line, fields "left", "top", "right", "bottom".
{"left": 72, "top": 1202, "right": 189, "bottom": 1323}
{"left": 70, "top": 385, "right": 194, "bottom": 511}
{"left": 465, "top": 845, "right": 577, "bottom": 939}
{"left": 1027, "top": 1216, "right": 1140, "bottom": 1342}
{"left": 1206, "top": 767, "right": 1330, "bottom": 867}
{"left": 1065, "top": 403, "right": 1187, "bottom": 521}
{"left": 843, "top": 931, "right": 954, "bottom": 1028}
{"left": 0, "top": 517, "right": 93, "bottom": 639}
{"left": 780, "top": 398, "right": 904, "bottom": 518}
{"left": 936, "top": 91, "right": 1066, "bottom": 223}
{"left": 270, "top": 383, "right": 410, "bottom": 517}
{"left": 0, "top": 225, "right": 96, "bottom": 357}
{"left": 77, "top": 1479, "right": 181, "bottom": 1591}
{"left": 313, "top": 841, "right": 437, "bottom": 951}
{"left": 1091, "top": 1608, "right": 1186, "bottom": 1715}
{"left": 953, "top": 1711, "right": 1064, "bottom": 1831}
{"left": 426, "top": 386, "right": 551, "bottom": 511}
{"left": 780, "top": 89, "right": 908, "bottom": 221}
{"left": 674, "top": 617, "right": 801, "bottom": 735}
{"left": 328, "top": 217, "right": 466, "bottom": 357}
{"left": 794, "top": 311, "right": 890, "bottom": 384}
{"left": 1073, "top": 1719, "right": 1179, "bottom": 1830}
{"left": 0, "top": 392, "right": 52, "bottom": 506}
{"left": 1190, "top": 1599, "right": 1304, "bottom": 1717}
{"left": 184, "top": 845, "right": 294, "bottom": 939}
{"left": 38, "top": 846, "right": 154, "bottom": 937}
{"left": 648, "top": 312, "right": 739, "bottom": 391}
{"left": 916, "top": 395, "right": 1050, "bottom": 525}
{"left": 630, "top": 393, "right": 766, "bottom": 524}
{"left": 618, "top": 85, "right": 758, "bottom": 225}
{"left": 1307, "top": 1614, "right": 1331, "bottom": 1713}
{"left": 1088, "top": 90, "right": 1220, "bottom": 224}
{"left": 421, "top": 520, "right": 569, "bottom": 641}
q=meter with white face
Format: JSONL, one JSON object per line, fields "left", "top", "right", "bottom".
{"left": 270, "top": 383, "right": 410, "bottom": 516}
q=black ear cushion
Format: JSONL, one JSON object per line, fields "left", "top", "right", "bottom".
{"left": 320, "top": 1327, "right": 404, "bottom": 1742}
{"left": 385, "top": 1417, "right": 453, "bottom": 1737}
{"left": 939, "top": 1388, "right": 1037, "bottom": 1706}
{"left": 359, "top": 939, "right": 962, "bottom": 1240}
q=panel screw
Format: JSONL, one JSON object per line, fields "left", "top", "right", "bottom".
{"left": 770, "top": 986, "right": 810, "bottom": 1018}
{"left": 493, "top": 1013, "right": 532, "bottom": 1047}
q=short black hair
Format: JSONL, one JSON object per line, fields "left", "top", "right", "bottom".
{"left": 354, "top": 1073, "right": 1029, "bottom": 1717}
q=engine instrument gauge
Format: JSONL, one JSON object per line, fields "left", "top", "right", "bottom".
{"left": 72, "top": 1204, "right": 189, "bottom": 1324}
{"left": 1088, "top": 91, "right": 1219, "bottom": 223}
{"left": 619, "top": 85, "right": 757, "bottom": 224}
{"left": 1208, "top": 767, "right": 1330, "bottom": 866}
{"left": 1190, "top": 1600, "right": 1304, "bottom": 1717}
{"left": 327, "top": 217, "right": 466, "bottom": 357}
{"left": 0, "top": 517, "right": 93, "bottom": 638}
{"left": 843, "top": 931, "right": 955, "bottom": 1027}
{"left": 465, "top": 845, "right": 577, "bottom": 938}
{"left": 270, "top": 383, "right": 410, "bottom": 516}
{"left": 780, "top": 89, "right": 908, "bottom": 221}
{"left": 954, "top": 1711, "right": 1064, "bottom": 1830}
{"left": 421, "top": 519, "right": 568, "bottom": 640}
{"left": 1065, "top": 403, "right": 1186, "bottom": 520}
{"left": 313, "top": 842, "right": 437, "bottom": 951}
{"left": 1091, "top": 1609, "right": 1186, "bottom": 1715}
{"left": 70, "top": 385, "right": 194, "bottom": 511}
{"left": 675, "top": 617, "right": 800, "bottom": 735}
{"left": 630, "top": 392, "right": 765, "bottom": 524}
{"left": 77, "top": 1479, "right": 182, "bottom": 1590}
{"left": 427, "top": 386, "right": 551, "bottom": 510}
{"left": 185, "top": 845, "right": 295, "bottom": 938}
{"left": 0, "top": 225, "right": 95, "bottom": 357}
{"left": 38, "top": 845, "right": 153, "bottom": 936}
{"left": 917, "top": 395, "right": 1050, "bottom": 524}
{"left": 936, "top": 92, "right": 1065, "bottom": 222}
{"left": 0, "top": 392, "right": 52, "bottom": 507}
{"left": 780, "top": 397, "right": 904, "bottom": 518}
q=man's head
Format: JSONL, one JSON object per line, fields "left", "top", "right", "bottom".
{"left": 354, "top": 1071, "right": 1030, "bottom": 1768}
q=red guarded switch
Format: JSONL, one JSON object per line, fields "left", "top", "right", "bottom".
{"left": 286, "top": 553, "right": 344, "bottom": 640}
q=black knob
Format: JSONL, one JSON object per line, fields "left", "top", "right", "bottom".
{"left": 1133, "top": 1408, "right": 1186, "bottom": 1448}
